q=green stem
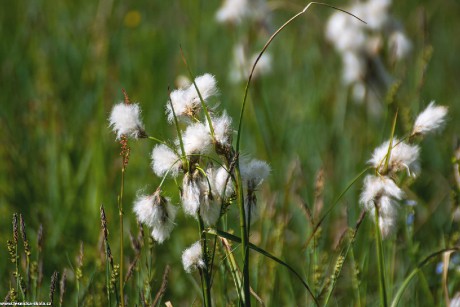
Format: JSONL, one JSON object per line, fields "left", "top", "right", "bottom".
{"left": 234, "top": 166, "right": 250, "bottom": 306}
{"left": 390, "top": 247, "right": 459, "bottom": 307}
{"left": 375, "top": 206, "right": 388, "bottom": 307}
{"left": 198, "top": 216, "right": 212, "bottom": 307}
{"left": 235, "top": 2, "right": 365, "bottom": 153}
{"left": 119, "top": 168, "right": 125, "bottom": 307}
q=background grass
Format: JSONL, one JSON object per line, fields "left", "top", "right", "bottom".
{"left": 1, "top": 0, "right": 460, "bottom": 305}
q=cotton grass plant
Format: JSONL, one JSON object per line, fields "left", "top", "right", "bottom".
{"left": 3, "top": 1, "right": 459, "bottom": 306}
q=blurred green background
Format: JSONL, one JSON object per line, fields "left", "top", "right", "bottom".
{"left": 1, "top": 0, "right": 459, "bottom": 305}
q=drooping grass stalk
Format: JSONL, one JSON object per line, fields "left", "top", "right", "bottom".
{"left": 198, "top": 215, "right": 212, "bottom": 307}
{"left": 235, "top": 2, "right": 366, "bottom": 153}
{"left": 374, "top": 205, "right": 388, "bottom": 307}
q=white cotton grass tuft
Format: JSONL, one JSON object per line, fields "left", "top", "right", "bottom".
{"left": 133, "top": 191, "right": 177, "bottom": 243}
{"left": 166, "top": 73, "right": 218, "bottom": 122}
{"left": 342, "top": 52, "right": 365, "bottom": 85}
{"left": 109, "top": 103, "right": 146, "bottom": 140}
{"left": 151, "top": 202, "right": 177, "bottom": 243}
{"left": 151, "top": 144, "right": 181, "bottom": 178}
{"left": 208, "top": 111, "right": 233, "bottom": 147}
{"left": 241, "top": 159, "right": 271, "bottom": 189}
{"left": 389, "top": 30, "right": 412, "bottom": 60}
{"left": 188, "top": 74, "right": 218, "bottom": 104}
{"left": 451, "top": 292, "right": 460, "bottom": 307}
{"left": 213, "top": 167, "right": 234, "bottom": 198}
{"left": 412, "top": 101, "right": 448, "bottom": 136}
{"left": 360, "top": 175, "right": 403, "bottom": 212}
{"left": 182, "top": 172, "right": 202, "bottom": 216}
{"left": 216, "top": 0, "right": 249, "bottom": 24}
{"left": 360, "top": 175, "right": 403, "bottom": 237}
{"left": 182, "top": 241, "right": 205, "bottom": 273}
{"left": 182, "top": 122, "right": 213, "bottom": 155}
{"left": 215, "top": 0, "right": 268, "bottom": 25}
{"left": 229, "top": 44, "right": 272, "bottom": 83}
{"left": 199, "top": 192, "right": 222, "bottom": 226}
{"left": 369, "top": 138, "right": 420, "bottom": 177}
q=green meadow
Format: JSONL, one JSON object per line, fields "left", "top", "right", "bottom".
{"left": 1, "top": 0, "right": 459, "bottom": 305}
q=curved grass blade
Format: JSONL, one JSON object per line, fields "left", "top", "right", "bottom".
{"left": 236, "top": 2, "right": 366, "bottom": 152}
{"left": 206, "top": 229, "right": 319, "bottom": 306}
{"left": 390, "top": 247, "right": 460, "bottom": 307}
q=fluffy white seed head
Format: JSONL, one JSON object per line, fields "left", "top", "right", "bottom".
{"left": 376, "top": 213, "right": 396, "bottom": 237}
{"left": 209, "top": 111, "right": 233, "bottom": 147}
{"left": 412, "top": 101, "right": 448, "bottom": 136}
{"left": 342, "top": 52, "right": 366, "bottom": 85}
{"left": 109, "top": 103, "right": 145, "bottom": 140}
{"left": 389, "top": 30, "right": 411, "bottom": 60}
{"left": 249, "top": 52, "right": 272, "bottom": 80}
{"left": 182, "top": 122, "right": 212, "bottom": 155}
{"left": 182, "top": 241, "right": 205, "bottom": 273}
{"left": 188, "top": 74, "right": 218, "bottom": 104}
{"left": 216, "top": 0, "right": 249, "bottom": 24}
{"left": 199, "top": 192, "right": 222, "bottom": 226}
{"left": 229, "top": 44, "right": 272, "bottom": 83}
{"left": 166, "top": 89, "right": 189, "bottom": 122}
{"left": 151, "top": 144, "right": 181, "bottom": 178}
{"left": 363, "top": 0, "right": 392, "bottom": 30}
{"left": 451, "top": 292, "right": 460, "bottom": 307}
{"left": 360, "top": 175, "right": 404, "bottom": 211}
{"left": 213, "top": 167, "right": 235, "bottom": 198}
{"left": 216, "top": 0, "right": 268, "bottom": 25}
{"left": 360, "top": 175, "right": 402, "bottom": 237}
{"left": 166, "top": 74, "right": 218, "bottom": 123}
{"left": 151, "top": 201, "right": 177, "bottom": 244}
{"left": 182, "top": 172, "right": 201, "bottom": 216}
{"left": 241, "top": 159, "right": 270, "bottom": 190}
{"left": 369, "top": 139, "right": 420, "bottom": 177}
{"left": 133, "top": 193, "right": 163, "bottom": 228}
{"left": 133, "top": 192, "right": 177, "bottom": 243}
{"left": 325, "top": 10, "right": 366, "bottom": 53}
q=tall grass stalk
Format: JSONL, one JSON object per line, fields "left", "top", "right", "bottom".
{"left": 375, "top": 206, "right": 388, "bottom": 307}
{"left": 229, "top": 4, "right": 365, "bottom": 305}
{"left": 198, "top": 215, "right": 212, "bottom": 307}
{"left": 118, "top": 148, "right": 126, "bottom": 307}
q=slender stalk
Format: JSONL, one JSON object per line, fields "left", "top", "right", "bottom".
{"left": 390, "top": 247, "right": 459, "bottom": 307}
{"left": 198, "top": 216, "right": 212, "bottom": 307}
{"left": 235, "top": 2, "right": 366, "bottom": 153}
{"left": 234, "top": 165, "right": 250, "bottom": 306}
{"left": 374, "top": 206, "right": 388, "bottom": 307}
{"left": 119, "top": 166, "right": 125, "bottom": 307}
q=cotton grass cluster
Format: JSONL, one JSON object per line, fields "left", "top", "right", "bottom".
{"left": 109, "top": 73, "right": 270, "bottom": 277}
{"left": 360, "top": 102, "right": 448, "bottom": 237}
{"left": 325, "top": 0, "right": 412, "bottom": 108}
